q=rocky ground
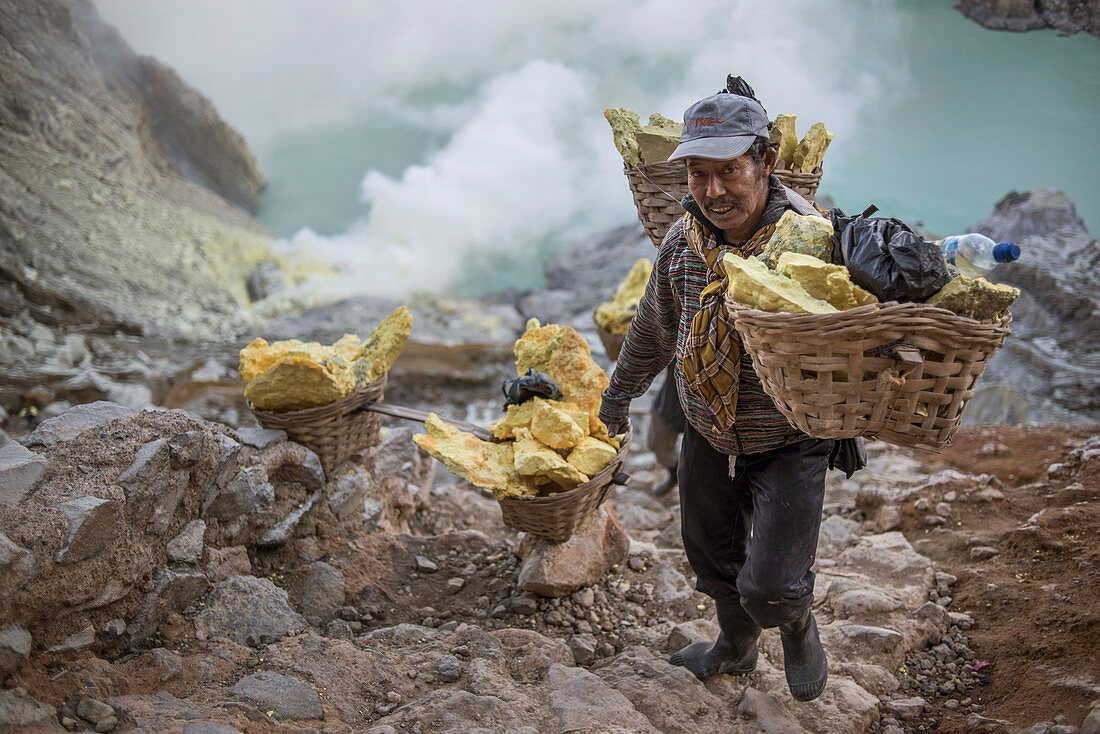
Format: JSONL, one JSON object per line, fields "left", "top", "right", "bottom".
{"left": 2, "top": 391, "right": 1098, "bottom": 733}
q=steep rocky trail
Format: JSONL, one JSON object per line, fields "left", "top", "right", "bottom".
{"left": 3, "top": 399, "right": 1098, "bottom": 732}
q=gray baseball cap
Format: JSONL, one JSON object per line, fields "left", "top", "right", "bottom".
{"left": 667, "top": 93, "right": 770, "bottom": 162}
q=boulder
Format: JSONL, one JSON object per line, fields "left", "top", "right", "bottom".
{"left": 230, "top": 672, "right": 324, "bottom": 721}
{"left": 0, "top": 435, "right": 46, "bottom": 506}
{"left": 193, "top": 575, "right": 307, "bottom": 646}
{"left": 517, "top": 504, "right": 630, "bottom": 597}
{"left": 25, "top": 402, "right": 135, "bottom": 448}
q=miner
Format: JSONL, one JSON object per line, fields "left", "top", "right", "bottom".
{"left": 599, "top": 80, "right": 834, "bottom": 701}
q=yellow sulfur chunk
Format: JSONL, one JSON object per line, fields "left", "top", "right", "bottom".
{"left": 413, "top": 414, "right": 535, "bottom": 500}
{"left": 760, "top": 210, "right": 835, "bottom": 269}
{"left": 770, "top": 113, "right": 798, "bottom": 166}
{"left": 593, "top": 258, "right": 652, "bottom": 336}
{"left": 566, "top": 436, "right": 618, "bottom": 477}
{"left": 512, "top": 428, "right": 589, "bottom": 490}
{"left": 332, "top": 333, "right": 363, "bottom": 362}
{"left": 926, "top": 275, "right": 1020, "bottom": 322}
{"left": 604, "top": 107, "right": 642, "bottom": 166}
{"left": 791, "top": 122, "right": 833, "bottom": 173}
{"left": 514, "top": 320, "right": 610, "bottom": 434}
{"left": 357, "top": 306, "right": 413, "bottom": 385}
{"left": 489, "top": 398, "right": 588, "bottom": 443}
{"left": 244, "top": 356, "right": 355, "bottom": 411}
{"left": 239, "top": 338, "right": 330, "bottom": 381}
{"left": 636, "top": 121, "right": 682, "bottom": 164}
{"left": 724, "top": 254, "right": 839, "bottom": 314}
{"left": 775, "top": 252, "right": 878, "bottom": 311}
{"left": 530, "top": 400, "right": 586, "bottom": 449}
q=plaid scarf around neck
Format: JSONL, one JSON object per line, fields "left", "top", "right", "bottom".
{"left": 681, "top": 182, "right": 789, "bottom": 432}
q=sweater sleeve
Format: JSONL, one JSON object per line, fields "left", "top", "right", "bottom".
{"left": 600, "top": 226, "right": 683, "bottom": 425}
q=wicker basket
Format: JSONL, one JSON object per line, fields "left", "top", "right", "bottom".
{"left": 250, "top": 375, "right": 388, "bottom": 472}
{"left": 624, "top": 160, "right": 823, "bottom": 248}
{"left": 498, "top": 425, "right": 632, "bottom": 543}
{"left": 727, "top": 300, "right": 1011, "bottom": 452}
{"left": 592, "top": 318, "right": 626, "bottom": 361}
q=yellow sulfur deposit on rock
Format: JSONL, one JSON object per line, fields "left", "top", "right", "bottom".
{"left": 514, "top": 319, "right": 610, "bottom": 434}
{"left": 413, "top": 414, "right": 536, "bottom": 500}
{"left": 770, "top": 113, "right": 799, "bottom": 166}
{"left": 512, "top": 428, "right": 589, "bottom": 489}
{"left": 791, "top": 122, "right": 833, "bottom": 173}
{"left": 239, "top": 306, "right": 413, "bottom": 411}
{"left": 566, "top": 437, "right": 618, "bottom": 477}
{"left": 724, "top": 254, "right": 839, "bottom": 314}
{"left": 604, "top": 107, "right": 643, "bottom": 166}
{"left": 775, "top": 252, "right": 878, "bottom": 311}
{"left": 243, "top": 356, "right": 355, "bottom": 411}
{"left": 759, "top": 210, "right": 835, "bottom": 269}
{"left": 593, "top": 258, "right": 652, "bottom": 336}
{"left": 926, "top": 275, "right": 1020, "bottom": 322}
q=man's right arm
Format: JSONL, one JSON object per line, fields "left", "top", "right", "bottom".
{"left": 600, "top": 230, "right": 682, "bottom": 436}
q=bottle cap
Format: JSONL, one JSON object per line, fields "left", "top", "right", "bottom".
{"left": 993, "top": 242, "right": 1020, "bottom": 263}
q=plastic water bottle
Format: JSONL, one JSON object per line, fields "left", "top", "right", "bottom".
{"left": 937, "top": 233, "right": 1021, "bottom": 279}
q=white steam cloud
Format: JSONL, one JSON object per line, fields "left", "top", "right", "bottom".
{"left": 96, "top": 0, "right": 908, "bottom": 298}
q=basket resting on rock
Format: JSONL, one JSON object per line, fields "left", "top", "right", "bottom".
{"left": 727, "top": 301, "right": 1011, "bottom": 452}
{"left": 498, "top": 424, "right": 632, "bottom": 543}
{"left": 250, "top": 375, "right": 388, "bottom": 473}
{"left": 625, "top": 159, "right": 823, "bottom": 249}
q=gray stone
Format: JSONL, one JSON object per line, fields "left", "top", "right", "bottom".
{"left": 116, "top": 438, "right": 186, "bottom": 533}
{"left": 837, "top": 624, "right": 905, "bottom": 654}
{"left": 0, "top": 624, "right": 32, "bottom": 674}
{"left": 167, "top": 431, "right": 204, "bottom": 469}
{"left": 203, "top": 467, "right": 274, "bottom": 522}
{"left": 155, "top": 568, "right": 210, "bottom": 612}
{"left": 325, "top": 467, "right": 371, "bottom": 521}
{"left": 737, "top": 686, "right": 806, "bottom": 730}
{"left": 416, "top": 555, "right": 439, "bottom": 573}
{"left": 95, "top": 715, "right": 118, "bottom": 732}
{"left": 818, "top": 514, "right": 861, "bottom": 548}
{"left": 166, "top": 520, "right": 206, "bottom": 564}
{"left": 77, "top": 698, "right": 115, "bottom": 724}
{"left": 288, "top": 562, "right": 345, "bottom": 623}
{"left": 363, "top": 689, "right": 525, "bottom": 733}
{"left": 207, "top": 433, "right": 243, "bottom": 488}
{"left": 257, "top": 489, "right": 321, "bottom": 547}
{"left": 883, "top": 696, "right": 926, "bottom": 721}
{"left": 568, "top": 633, "right": 598, "bottom": 666}
{"left": 970, "top": 546, "right": 1000, "bottom": 560}
{"left": 194, "top": 575, "right": 307, "bottom": 645}
{"left": 0, "top": 531, "right": 34, "bottom": 598}
{"left": 0, "top": 689, "right": 59, "bottom": 729}
{"left": 260, "top": 441, "right": 325, "bottom": 492}
{"left": 230, "top": 671, "right": 323, "bottom": 721}
{"left": 436, "top": 654, "right": 462, "bottom": 682}
{"left": 545, "top": 663, "right": 656, "bottom": 733}
{"left": 0, "top": 437, "right": 46, "bottom": 505}
{"left": 1082, "top": 705, "right": 1100, "bottom": 734}
{"left": 25, "top": 402, "right": 135, "bottom": 448}
{"left": 830, "top": 588, "right": 904, "bottom": 619}
{"left": 46, "top": 625, "right": 95, "bottom": 654}
{"left": 236, "top": 426, "right": 286, "bottom": 449}
{"left": 52, "top": 495, "right": 119, "bottom": 564}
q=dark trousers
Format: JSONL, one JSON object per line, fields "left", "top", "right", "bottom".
{"left": 678, "top": 422, "right": 833, "bottom": 628}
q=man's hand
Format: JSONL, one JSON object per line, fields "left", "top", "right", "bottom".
{"left": 603, "top": 417, "right": 629, "bottom": 438}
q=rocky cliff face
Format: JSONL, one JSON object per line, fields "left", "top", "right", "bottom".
{"left": 0, "top": 0, "right": 272, "bottom": 352}
{"left": 966, "top": 189, "right": 1100, "bottom": 424}
{"left": 955, "top": 0, "right": 1100, "bottom": 37}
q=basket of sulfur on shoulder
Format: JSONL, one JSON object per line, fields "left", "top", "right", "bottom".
{"left": 250, "top": 375, "right": 387, "bottom": 473}
{"left": 498, "top": 424, "right": 632, "bottom": 543}
{"left": 625, "top": 160, "right": 822, "bottom": 249}
{"left": 726, "top": 299, "right": 1011, "bottom": 452}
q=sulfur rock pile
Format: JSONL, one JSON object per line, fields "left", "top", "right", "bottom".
{"left": 413, "top": 319, "right": 621, "bottom": 501}
{"left": 593, "top": 257, "right": 652, "bottom": 336}
{"left": 769, "top": 113, "right": 833, "bottom": 173}
{"left": 239, "top": 306, "right": 412, "bottom": 411}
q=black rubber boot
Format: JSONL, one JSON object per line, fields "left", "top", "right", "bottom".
{"left": 652, "top": 465, "right": 678, "bottom": 496}
{"left": 669, "top": 598, "right": 760, "bottom": 680}
{"left": 779, "top": 609, "right": 828, "bottom": 701}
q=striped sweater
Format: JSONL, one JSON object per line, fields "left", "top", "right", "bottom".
{"left": 601, "top": 182, "right": 807, "bottom": 456}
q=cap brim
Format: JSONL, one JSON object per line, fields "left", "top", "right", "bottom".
{"left": 667, "top": 134, "right": 756, "bottom": 163}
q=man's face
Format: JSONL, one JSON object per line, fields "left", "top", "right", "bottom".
{"left": 686, "top": 148, "right": 776, "bottom": 242}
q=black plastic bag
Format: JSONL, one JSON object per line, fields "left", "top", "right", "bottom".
{"left": 831, "top": 211, "right": 949, "bottom": 303}
{"left": 502, "top": 369, "right": 563, "bottom": 408}
{"left": 828, "top": 436, "right": 866, "bottom": 478}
